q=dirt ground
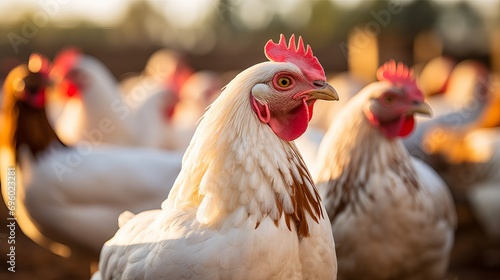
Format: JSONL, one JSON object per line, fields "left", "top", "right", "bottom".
{"left": 0, "top": 195, "right": 499, "bottom": 280}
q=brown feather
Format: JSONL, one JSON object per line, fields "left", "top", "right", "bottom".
{"left": 274, "top": 142, "right": 323, "bottom": 238}
{"left": 13, "top": 100, "right": 67, "bottom": 160}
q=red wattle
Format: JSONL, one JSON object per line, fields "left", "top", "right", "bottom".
{"left": 268, "top": 98, "right": 310, "bottom": 141}
{"left": 379, "top": 115, "right": 415, "bottom": 139}
{"left": 64, "top": 81, "right": 80, "bottom": 98}
{"left": 251, "top": 96, "right": 312, "bottom": 141}
{"left": 398, "top": 115, "right": 415, "bottom": 137}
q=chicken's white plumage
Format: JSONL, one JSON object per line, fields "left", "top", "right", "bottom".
{"left": 51, "top": 54, "right": 138, "bottom": 146}
{"left": 20, "top": 145, "right": 183, "bottom": 254}
{"left": 315, "top": 62, "right": 456, "bottom": 280}
{"left": 1, "top": 60, "right": 184, "bottom": 257}
{"left": 94, "top": 35, "right": 338, "bottom": 279}
{"left": 51, "top": 52, "right": 186, "bottom": 150}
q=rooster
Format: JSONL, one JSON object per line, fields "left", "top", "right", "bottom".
{"left": 315, "top": 61, "right": 457, "bottom": 280}
{"left": 1, "top": 54, "right": 184, "bottom": 257}
{"left": 92, "top": 34, "right": 339, "bottom": 280}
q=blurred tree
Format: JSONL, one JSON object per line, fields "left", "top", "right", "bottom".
{"left": 115, "top": 1, "right": 167, "bottom": 48}
{"left": 389, "top": 0, "right": 439, "bottom": 35}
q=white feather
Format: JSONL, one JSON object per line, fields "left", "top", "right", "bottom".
{"left": 94, "top": 61, "right": 337, "bottom": 279}
{"left": 316, "top": 82, "right": 456, "bottom": 280}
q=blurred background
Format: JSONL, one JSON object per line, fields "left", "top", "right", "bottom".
{"left": 1, "top": 0, "right": 500, "bottom": 279}
{"left": 0, "top": 0, "right": 498, "bottom": 78}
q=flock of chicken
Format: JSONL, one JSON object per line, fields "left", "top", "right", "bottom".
{"left": 1, "top": 34, "right": 499, "bottom": 279}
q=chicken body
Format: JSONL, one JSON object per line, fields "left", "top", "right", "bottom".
{"left": 93, "top": 36, "right": 338, "bottom": 279}
{"left": 1, "top": 61, "right": 183, "bottom": 257}
{"left": 51, "top": 52, "right": 184, "bottom": 150}
{"left": 20, "top": 144, "right": 182, "bottom": 255}
{"left": 51, "top": 53, "right": 138, "bottom": 146}
{"left": 315, "top": 63, "right": 456, "bottom": 280}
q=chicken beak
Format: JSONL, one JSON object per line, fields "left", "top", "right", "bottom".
{"left": 307, "top": 81, "right": 339, "bottom": 101}
{"left": 409, "top": 101, "right": 432, "bottom": 117}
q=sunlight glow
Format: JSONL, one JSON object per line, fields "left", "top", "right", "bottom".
{"left": 0, "top": 0, "right": 129, "bottom": 26}
{"left": 148, "top": 0, "right": 218, "bottom": 29}
{"left": 0, "top": 0, "right": 497, "bottom": 30}
{"left": 274, "top": 0, "right": 312, "bottom": 29}
{"left": 235, "top": 0, "right": 272, "bottom": 30}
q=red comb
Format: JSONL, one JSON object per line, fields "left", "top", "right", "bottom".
{"left": 377, "top": 60, "right": 423, "bottom": 101}
{"left": 50, "top": 48, "right": 81, "bottom": 81}
{"left": 265, "top": 34, "right": 325, "bottom": 81}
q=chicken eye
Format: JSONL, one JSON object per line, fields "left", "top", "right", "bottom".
{"left": 277, "top": 77, "right": 292, "bottom": 88}
{"left": 382, "top": 93, "right": 396, "bottom": 105}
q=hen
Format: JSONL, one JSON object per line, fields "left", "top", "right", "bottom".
{"left": 50, "top": 50, "right": 184, "bottom": 150}
{"left": 315, "top": 61, "right": 457, "bottom": 280}
{"left": 1, "top": 54, "right": 183, "bottom": 257}
{"left": 120, "top": 48, "right": 192, "bottom": 98}
{"left": 92, "top": 34, "right": 339, "bottom": 280}
{"left": 49, "top": 49, "right": 139, "bottom": 146}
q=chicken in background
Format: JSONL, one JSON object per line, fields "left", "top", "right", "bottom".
{"left": 315, "top": 61, "right": 457, "bottom": 280}
{"left": 173, "top": 71, "right": 222, "bottom": 129}
{"left": 118, "top": 49, "right": 192, "bottom": 117}
{"left": 0, "top": 53, "right": 184, "bottom": 257}
{"left": 169, "top": 70, "right": 224, "bottom": 149}
{"left": 49, "top": 49, "right": 139, "bottom": 146}
{"left": 92, "top": 34, "right": 339, "bottom": 280}
{"left": 49, "top": 49, "right": 187, "bottom": 151}
{"left": 120, "top": 48, "right": 193, "bottom": 97}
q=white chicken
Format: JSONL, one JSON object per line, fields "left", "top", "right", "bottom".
{"left": 49, "top": 49, "right": 185, "bottom": 150}
{"left": 164, "top": 70, "right": 224, "bottom": 152}
{"left": 49, "top": 49, "right": 138, "bottom": 146}
{"left": 92, "top": 34, "right": 339, "bottom": 280}
{"left": 120, "top": 49, "right": 192, "bottom": 96}
{"left": 1, "top": 54, "right": 184, "bottom": 257}
{"left": 315, "top": 61, "right": 457, "bottom": 280}
{"left": 173, "top": 71, "right": 222, "bottom": 130}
